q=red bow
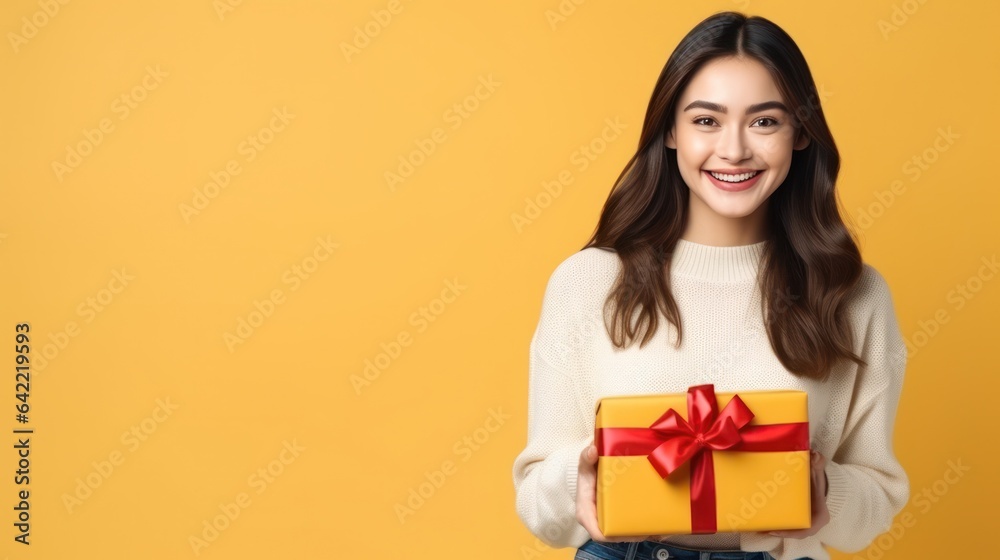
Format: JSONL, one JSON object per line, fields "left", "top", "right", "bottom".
{"left": 595, "top": 384, "right": 809, "bottom": 533}
{"left": 645, "top": 385, "right": 754, "bottom": 478}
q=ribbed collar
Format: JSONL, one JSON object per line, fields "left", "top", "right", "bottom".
{"left": 669, "top": 238, "right": 768, "bottom": 282}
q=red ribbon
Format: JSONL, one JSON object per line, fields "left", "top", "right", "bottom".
{"left": 595, "top": 384, "right": 809, "bottom": 534}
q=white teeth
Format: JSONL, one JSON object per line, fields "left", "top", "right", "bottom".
{"left": 709, "top": 170, "right": 760, "bottom": 183}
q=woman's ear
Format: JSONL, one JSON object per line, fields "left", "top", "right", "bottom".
{"left": 793, "top": 129, "right": 810, "bottom": 151}
{"left": 665, "top": 129, "right": 676, "bottom": 149}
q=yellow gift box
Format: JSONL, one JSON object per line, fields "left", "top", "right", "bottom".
{"left": 595, "top": 384, "right": 811, "bottom": 536}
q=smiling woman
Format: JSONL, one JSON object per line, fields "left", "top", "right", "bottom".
{"left": 666, "top": 57, "right": 810, "bottom": 240}
{"left": 513, "top": 9, "right": 910, "bottom": 560}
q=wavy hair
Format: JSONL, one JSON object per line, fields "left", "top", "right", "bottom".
{"left": 582, "top": 11, "right": 866, "bottom": 379}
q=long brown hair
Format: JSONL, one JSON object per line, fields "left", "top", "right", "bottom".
{"left": 582, "top": 11, "right": 866, "bottom": 379}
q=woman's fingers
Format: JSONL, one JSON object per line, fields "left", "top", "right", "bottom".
{"left": 812, "top": 451, "right": 829, "bottom": 497}
{"left": 576, "top": 444, "right": 601, "bottom": 540}
{"left": 575, "top": 444, "right": 651, "bottom": 542}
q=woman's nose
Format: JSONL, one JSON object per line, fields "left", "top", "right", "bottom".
{"left": 716, "top": 126, "right": 751, "bottom": 161}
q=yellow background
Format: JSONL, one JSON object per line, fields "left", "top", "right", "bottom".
{"left": 0, "top": 1, "right": 996, "bottom": 558}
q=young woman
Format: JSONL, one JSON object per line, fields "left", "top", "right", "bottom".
{"left": 512, "top": 11, "right": 909, "bottom": 560}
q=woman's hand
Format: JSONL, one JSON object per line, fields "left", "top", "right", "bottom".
{"left": 575, "top": 443, "right": 652, "bottom": 542}
{"left": 764, "top": 449, "right": 830, "bottom": 539}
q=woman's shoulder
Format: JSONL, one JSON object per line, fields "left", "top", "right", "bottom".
{"left": 549, "top": 246, "right": 621, "bottom": 282}
{"left": 557, "top": 246, "right": 620, "bottom": 268}
{"left": 850, "top": 262, "right": 899, "bottom": 314}
{"left": 541, "top": 246, "right": 622, "bottom": 300}
{"left": 843, "top": 262, "right": 904, "bottom": 351}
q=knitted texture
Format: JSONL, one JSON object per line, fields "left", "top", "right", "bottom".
{"left": 511, "top": 239, "right": 910, "bottom": 560}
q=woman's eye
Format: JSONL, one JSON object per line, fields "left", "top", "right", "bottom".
{"left": 752, "top": 117, "right": 779, "bottom": 127}
{"left": 693, "top": 117, "right": 779, "bottom": 128}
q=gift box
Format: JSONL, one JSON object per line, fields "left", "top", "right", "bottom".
{"left": 595, "top": 384, "right": 811, "bottom": 536}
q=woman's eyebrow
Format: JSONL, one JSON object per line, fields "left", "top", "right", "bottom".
{"left": 683, "top": 100, "right": 788, "bottom": 114}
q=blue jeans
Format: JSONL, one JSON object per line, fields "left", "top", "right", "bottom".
{"left": 574, "top": 539, "right": 803, "bottom": 560}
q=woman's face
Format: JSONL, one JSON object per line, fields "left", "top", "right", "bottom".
{"left": 666, "top": 56, "right": 809, "bottom": 232}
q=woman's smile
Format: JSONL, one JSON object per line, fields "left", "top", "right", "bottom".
{"left": 703, "top": 168, "right": 765, "bottom": 192}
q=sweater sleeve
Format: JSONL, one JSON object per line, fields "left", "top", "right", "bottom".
{"left": 511, "top": 256, "right": 595, "bottom": 549}
{"left": 815, "top": 268, "right": 910, "bottom": 552}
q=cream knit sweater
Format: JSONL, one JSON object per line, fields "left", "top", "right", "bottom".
{"left": 511, "top": 239, "right": 910, "bottom": 560}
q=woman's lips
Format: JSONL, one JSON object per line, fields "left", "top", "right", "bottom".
{"left": 703, "top": 169, "right": 763, "bottom": 192}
